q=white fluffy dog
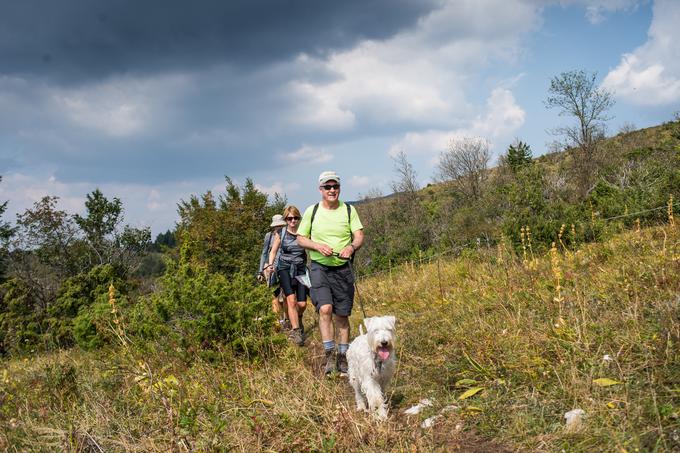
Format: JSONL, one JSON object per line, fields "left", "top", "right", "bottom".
{"left": 347, "top": 315, "right": 397, "bottom": 420}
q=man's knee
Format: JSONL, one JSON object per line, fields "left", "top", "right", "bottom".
{"left": 335, "top": 315, "right": 349, "bottom": 328}
{"left": 297, "top": 301, "right": 307, "bottom": 310}
{"left": 319, "top": 304, "right": 333, "bottom": 316}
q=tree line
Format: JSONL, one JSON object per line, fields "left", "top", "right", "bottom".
{"left": 1, "top": 70, "right": 678, "bottom": 357}
{"left": 354, "top": 70, "right": 679, "bottom": 274}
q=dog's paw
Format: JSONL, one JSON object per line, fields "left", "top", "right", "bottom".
{"left": 374, "top": 408, "right": 389, "bottom": 420}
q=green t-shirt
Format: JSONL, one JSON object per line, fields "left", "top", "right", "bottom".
{"left": 298, "top": 201, "right": 363, "bottom": 267}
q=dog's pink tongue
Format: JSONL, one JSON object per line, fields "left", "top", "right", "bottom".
{"left": 378, "top": 347, "right": 390, "bottom": 360}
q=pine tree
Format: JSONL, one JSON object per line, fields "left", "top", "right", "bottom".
{"left": 507, "top": 140, "right": 533, "bottom": 173}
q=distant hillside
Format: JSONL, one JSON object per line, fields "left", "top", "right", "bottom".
{"left": 353, "top": 119, "right": 680, "bottom": 274}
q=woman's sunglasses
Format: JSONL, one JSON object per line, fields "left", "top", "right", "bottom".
{"left": 285, "top": 216, "right": 300, "bottom": 221}
{"left": 320, "top": 184, "right": 340, "bottom": 191}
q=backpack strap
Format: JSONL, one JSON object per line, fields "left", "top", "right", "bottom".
{"left": 309, "top": 203, "right": 320, "bottom": 237}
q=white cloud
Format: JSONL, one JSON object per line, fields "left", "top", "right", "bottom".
{"left": 602, "top": 0, "right": 680, "bottom": 105}
{"left": 287, "top": 0, "right": 539, "bottom": 130}
{"left": 0, "top": 172, "right": 86, "bottom": 215}
{"left": 254, "top": 182, "right": 284, "bottom": 196}
{"left": 470, "top": 88, "right": 526, "bottom": 139}
{"left": 49, "top": 73, "right": 190, "bottom": 137}
{"left": 573, "top": 0, "right": 643, "bottom": 24}
{"left": 350, "top": 175, "right": 372, "bottom": 188}
{"left": 0, "top": 172, "right": 203, "bottom": 234}
{"left": 388, "top": 87, "right": 525, "bottom": 160}
{"left": 281, "top": 145, "right": 333, "bottom": 164}
{"left": 287, "top": 79, "right": 356, "bottom": 131}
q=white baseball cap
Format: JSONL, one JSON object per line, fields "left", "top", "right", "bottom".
{"left": 318, "top": 171, "right": 340, "bottom": 185}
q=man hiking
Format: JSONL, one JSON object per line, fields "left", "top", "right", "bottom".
{"left": 297, "top": 171, "right": 364, "bottom": 375}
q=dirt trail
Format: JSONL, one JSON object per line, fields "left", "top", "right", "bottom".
{"left": 301, "top": 335, "right": 513, "bottom": 453}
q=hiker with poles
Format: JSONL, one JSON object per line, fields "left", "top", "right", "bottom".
{"left": 297, "top": 171, "right": 364, "bottom": 375}
{"left": 259, "top": 214, "right": 289, "bottom": 330}
{"left": 267, "top": 205, "right": 309, "bottom": 346}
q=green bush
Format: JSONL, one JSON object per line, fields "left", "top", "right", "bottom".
{"left": 128, "top": 240, "right": 277, "bottom": 356}
{"left": 48, "top": 264, "right": 128, "bottom": 349}
{"left": 0, "top": 278, "right": 43, "bottom": 355}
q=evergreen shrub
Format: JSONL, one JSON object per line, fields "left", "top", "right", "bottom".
{"left": 128, "top": 241, "right": 278, "bottom": 357}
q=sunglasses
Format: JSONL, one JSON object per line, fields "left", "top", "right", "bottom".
{"left": 320, "top": 184, "right": 340, "bottom": 191}
{"left": 285, "top": 216, "right": 300, "bottom": 221}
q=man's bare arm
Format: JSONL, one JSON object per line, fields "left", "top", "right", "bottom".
{"left": 339, "top": 229, "right": 364, "bottom": 259}
{"left": 297, "top": 235, "right": 333, "bottom": 256}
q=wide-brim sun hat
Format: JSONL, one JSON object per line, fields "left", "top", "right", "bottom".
{"left": 270, "top": 214, "right": 287, "bottom": 228}
{"left": 319, "top": 171, "right": 340, "bottom": 185}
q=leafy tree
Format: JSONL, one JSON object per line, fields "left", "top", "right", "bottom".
{"left": 74, "top": 189, "right": 122, "bottom": 247}
{"left": 546, "top": 70, "right": 615, "bottom": 197}
{"left": 506, "top": 140, "right": 533, "bottom": 173}
{"left": 8, "top": 196, "right": 84, "bottom": 307}
{"left": 176, "top": 177, "right": 285, "bottom": 275}
{"left": 0, "top": 177, "right": 14, "bottom": 242}
{"left": 1, "top": 192, "right": 149, "bottom": 355}
{"left": 73, "top": 189, "right": 151, "bottom": 273}
{"left": 0, "top": 176, "right": 16, "bottom": 282}
{"left": 153, "top": 229, "right": 177, "bottom": 251}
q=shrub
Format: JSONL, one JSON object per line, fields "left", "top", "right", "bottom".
{"left": 0, "top": 278, "right": 43, "bottom": 355}
{"left": 48, "top": 264, "right": 128, "bottom": 349}
{"left": 128, "top": 240, "right": 277, "bottom": 357}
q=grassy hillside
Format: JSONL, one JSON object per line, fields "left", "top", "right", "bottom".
{"left": 2, "top": 221, "right": 677, "bottom": 452}
{"left": 354, "top": 119, "right": 680, "bottom": 276}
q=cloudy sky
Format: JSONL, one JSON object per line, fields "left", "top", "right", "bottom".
{"left": 1, "top": 0, "right": 678, "bottom": 235}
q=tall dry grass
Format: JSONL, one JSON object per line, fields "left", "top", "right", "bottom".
{"left": 1, "top": 224, "right": 678, "bottom": 452}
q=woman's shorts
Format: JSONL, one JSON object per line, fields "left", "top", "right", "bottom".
{"left": 277, "top": 269, "right": 308, "bottom": 302}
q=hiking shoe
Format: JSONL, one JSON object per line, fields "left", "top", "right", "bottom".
{"left": 324, "top": 349, "right": 336, "bottom": 375}
{"left": 299, "top": 320, "right": 305, "bottom": 339}
{"left": 289, "top": 328, "right": 304, "bottom": 347}
{"left": 336, "top": 352, "right": 348, "bottom": 375}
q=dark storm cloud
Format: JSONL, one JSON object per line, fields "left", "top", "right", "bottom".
{"left": 0, "top": 0, "right": 439, "bottom": 82}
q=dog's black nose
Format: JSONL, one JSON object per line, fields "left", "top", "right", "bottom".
{"left": 381, "top": 340, "right": 388, "bottom": 347}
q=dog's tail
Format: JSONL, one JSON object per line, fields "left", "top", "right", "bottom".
{"left": 359, "top": 322, "right": 365, "bottom": 336}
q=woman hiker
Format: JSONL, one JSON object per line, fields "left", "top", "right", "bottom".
{"left": 260, "top": 214, "right": 289, "bottom": 330}
{"left": 267, "top": 206, "right": 309, "bottom": 346}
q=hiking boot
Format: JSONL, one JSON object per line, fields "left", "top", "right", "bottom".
{"left": 289, "top": 328, "right": 304, "bottom": 347}
{"left": 336, "top": 352, "right": 348, "bottom": 375}
{"left": 324, "top": 349, "right": 336, "bottom": 375}
{"left": 299, "top": 320, "right": 305, "bottom": 339}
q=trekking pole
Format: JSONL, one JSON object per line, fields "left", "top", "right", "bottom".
{"left": 349, "top": 261, "right": 368, "bottom": 324}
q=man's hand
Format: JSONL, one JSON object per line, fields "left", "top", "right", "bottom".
{"left": 338, "top": 245, "right": 354, "bottom": 259}
{"left": 316, "top": 243, "right": 333, "bottom": 256}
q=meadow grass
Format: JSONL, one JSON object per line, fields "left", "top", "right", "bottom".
{"left": 1, "top": 225, "right": 678, "bottom": 452}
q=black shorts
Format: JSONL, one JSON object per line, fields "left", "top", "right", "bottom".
{"left": 309, "top": 261, "right": 354, "bottom": 316}
{"left": 277, "top": 269, "right": 308, "bottom": 302}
